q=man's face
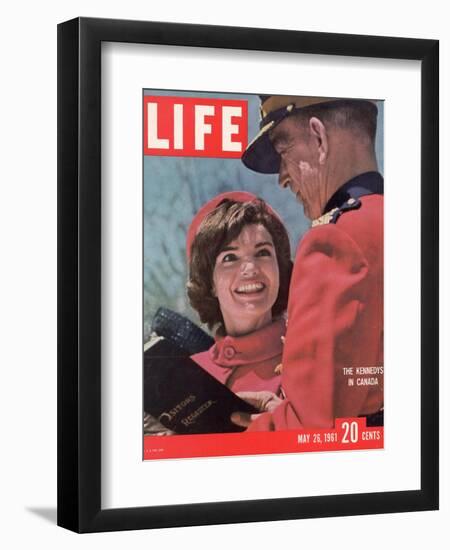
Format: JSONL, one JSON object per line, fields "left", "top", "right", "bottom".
{"left": 270, "top": 116, "right": 323, "bottom": 220}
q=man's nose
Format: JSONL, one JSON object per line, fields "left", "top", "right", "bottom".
{"left": 278, "top": 160, "right": 290, "bottom": 189}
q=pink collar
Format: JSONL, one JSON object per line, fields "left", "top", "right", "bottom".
{"left": 210, "top": 318, "right": 286, "bottom": 368}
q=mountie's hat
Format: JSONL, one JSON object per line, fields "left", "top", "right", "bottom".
{"left": 242, "top": 95, "right": 376, "bottom": 174}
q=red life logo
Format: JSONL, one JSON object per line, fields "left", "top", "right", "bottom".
{"left": 143, "top": 96, "right": 248, "bottom": 158}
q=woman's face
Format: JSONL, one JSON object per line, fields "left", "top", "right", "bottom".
{"left": 212, "top": 223, "right": 280, "bottom": 336}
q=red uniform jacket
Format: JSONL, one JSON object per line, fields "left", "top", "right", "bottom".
{"left": 191, "top": 318, "right": 285, "bottom": 395}
{"left": 249, "top": 193, "right": 384, "bottom": 431}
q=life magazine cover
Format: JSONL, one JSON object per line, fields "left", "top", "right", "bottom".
{"left": 143, "top": 90, "right": 384, "bottom": 460}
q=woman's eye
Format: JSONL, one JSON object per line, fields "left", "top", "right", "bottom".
{"left": 222, "top": 253, "right": 238, "bottom": 263}
{"left": 256, "top": 248, "right": 272, "bottom": 257}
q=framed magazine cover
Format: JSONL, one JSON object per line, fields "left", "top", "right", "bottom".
{"left": 57, "top": 17, "right": 438, "bottom": 532}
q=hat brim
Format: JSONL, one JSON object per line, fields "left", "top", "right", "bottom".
{"left": 241, "top": 120, "right": 281, "bottom": 174}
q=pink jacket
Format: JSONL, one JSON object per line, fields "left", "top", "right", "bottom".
{"left": 191, "top": 318, "right": 286, "bottom": 395}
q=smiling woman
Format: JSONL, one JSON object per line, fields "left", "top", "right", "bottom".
{"left": 186, "top": 192, "right": 293, "bottom": 395}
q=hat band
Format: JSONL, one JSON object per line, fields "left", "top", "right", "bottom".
{"left": 259, "top": 104, "right": 297, "bottom": 130}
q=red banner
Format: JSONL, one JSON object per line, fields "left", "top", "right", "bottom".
{"left": 143, "top": 96, "right": 248, "bottom": 158}
{"left": 144, "top": 417, "right": 383, "bottom": 460}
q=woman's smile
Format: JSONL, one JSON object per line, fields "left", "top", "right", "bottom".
{"left": 234, "top": 281, "right": 266, "bottom": 294}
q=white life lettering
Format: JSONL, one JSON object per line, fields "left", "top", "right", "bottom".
{"left": 173, "top": 103, "right": 184, "bottom": 150}
{"left": 222, "top": 106, "right": 242, "bottom": 152}
{"left": 147, "top": 102, "right": 169, "bottom": 149}
{"left": 195, "top": 105, "right": 215, "bottom": 150}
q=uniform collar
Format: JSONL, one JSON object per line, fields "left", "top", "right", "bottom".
{"left": 323, "top": 171, "right": 384, "bottom": 214}
{"left": 211, "top": 318, "right": 285, "bottom": 368}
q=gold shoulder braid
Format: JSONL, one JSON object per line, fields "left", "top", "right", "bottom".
{"left": 312, "top": 198, "right": 361, "bottom": 227}
{"left": 312, "top": 207, "right": 340, "bottom": 227}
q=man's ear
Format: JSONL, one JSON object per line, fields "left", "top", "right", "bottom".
{"left": 309, "top": 117, "right": 328, "bottom": 165}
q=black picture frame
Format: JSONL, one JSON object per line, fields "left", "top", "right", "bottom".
{"left": 57, "top": 16, "right": 439, "bottom": 533}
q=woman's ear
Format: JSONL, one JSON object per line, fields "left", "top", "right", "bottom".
{"left": 211, "top": 284, "right": 217, "bottom": 297}
{"left": 309, "top": 116, "right": 328, "bottom": 165}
